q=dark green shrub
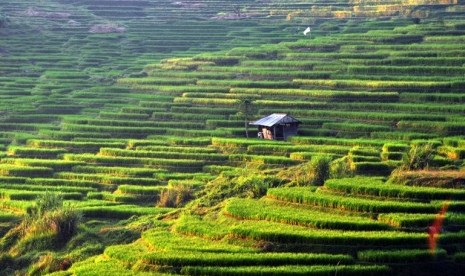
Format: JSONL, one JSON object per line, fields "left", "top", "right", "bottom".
{"left": 42, "top": 208, "right": 81, "bottom": 243}
{"left": 402, "top": 143, "right": 435, "bottom": 170}
{"left": 27, "top": 192, "right": 64, "bottom": 218}
{"left": 3, "top": 193, "right": 82, "bottom": 257}
{"left": 310, "top": 155, "right": 332, "bottom": 185}
{"left": 330, "top": 156, "right": 353, "bottom": 179}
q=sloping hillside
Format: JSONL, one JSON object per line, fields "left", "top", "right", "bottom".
{"left": 0, "top": 0, "right": 465, "bottom": 275}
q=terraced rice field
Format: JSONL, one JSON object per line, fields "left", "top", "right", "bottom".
{"left": 1, "top": 0, "right": 465, "bottom": 275}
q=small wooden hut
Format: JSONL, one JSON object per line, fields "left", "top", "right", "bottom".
{"left": 249, "top": 113, "right": 301, "bottom": 140}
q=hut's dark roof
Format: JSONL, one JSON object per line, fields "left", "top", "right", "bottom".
{"left": 249, "top": 113, "right": 301, "bottom": 127}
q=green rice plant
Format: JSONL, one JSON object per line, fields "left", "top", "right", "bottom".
{"left": 347, "top": 65, "right": 465, "bottom": 76}
{"left": 0, "top": 123, "right": 38, "bottom": 131}
{"left": 229, "top": 154, "right": 301, "bottom": 166}
{"left": 132, "top": 84, "right": 228, "bottom": 94}
{"left": 78, "top": 205, "right": 171, "bottom": 219}
{"left": 72, "top": 165, "right": 164, "bottom": 178}
{"left": 134, "top": 145, "right": 218, "bottom": 154}
{"left": 400, "top": 143, "right": 436, "bottom": 170}
{"left": 0, "top": 176, "right": 26, "bottom": 184}
{"left": 349, "top": 147, "right": 380, "bottom": 157}
{"left": 180, "top": 264, "right": 390, "bottom": 276}
{"left": 333, "top": 102, "right": 464, "bottom": 115}
{"left": 99, "top": 148, "right": 228, "bottom": 162}
{"left": 308, "top": 155, "right": 332, "bottom": 186}
{"left": 126, "top": 139, "right": 168, "bottom": 149}
{"left": 323, "top": 122, "right": 391, "bottom": 134}
{"left": 37, "top": 130, "right": 112, "bottom": 140}
{"left": 203, "top": 165, "right": 239, "bottom": 175}
{"left": 0, "top": 211, "right": 19, "bottom": 222}
{"left": 282, "top": 109, "right": 441, "bottom": 124}
{"left": 99, "top": 192, "right": 142, "bottom": 204}
{"left": 0, "top": 199, "right": 34, "bottom": 212}
{"left": 2, "top": 158, "right": 85, "bottom": 171}
{"left": 63, "top": 154, "right": 205, "bottom": 172}
{"left": 397, "top": 121, "right": 465, "bottom": 136}
{"left": 54, "top": 172, "right": 161, "bottom": 186}
{"left": 247, "top": 144, "right": 350, "bottom": 155}
{"left": 350, "top": 162, "right": 393, "bottom": 176}
{"left": 142, "top": 250, "right": 354, "bottom": 267}
{"left": 437, "top": 146, "right": 465, "bottom": 160}
{"left": 7, "top": 147, "right": 67, "bottom": 159}
{"left": 118, "top": 77, "right": 196, "bottom": 85}
{"left": 325, "top": 177, "right": 465, "bottom": 201}
{"left": 0, "top": 165, "right": 53, "bottom": 177}
{"left": 230, "top": 219, "right": 429, "bottom": 247}
{"left": 156, "top": 172, "right": 213, "bottom": 182}
{"left": 443, "top": 137, "right": 464, "bottom": 147}
{"left": 410, "top": 140, "right": 442, "bottom": 148}
{"left": 170, "top": 106, "right": 237, "bottom": 115}
{"left": 62, "top": 154, "right": 142, "bottom": 166}
{"left": 25, "top": 178, "right": 103, "bottom": 189}
{"left": 291, "top": 137, "right": 387, "bottom": 147}
{"left": 99, "top": 112, "right": 151, "bottom": 120}
{"left": 267, "top": 187, "right": 436, "bottom": 213}
{"left": 378, "top": 212, "right": 465, "bottom": 228}
{"left": 167, "top": 179, "right": 205, "bottom": 189}
{"left": 152, "top": 111, "right": 227, "bottom": 121}
{"left": 357, "top": 248, "right": 447, "bottom": 263}
{"left": 349, "top": 155, "right": 381, "bottom": 162}
{"left": 0, "top": 189, "right": 82, "bottom": 201}
{"left": 253, "top": 100, "right": 328, "bottom": 109}
{"left": 62, "top": 124, "right": 167, "bottom": 138}
{"left": 80, "top": 119, "right": 204, "bottom": 130}
{"left": 197, "top": 79, "right": 297, "bottom": 89}
{"left": 142, "top": 224, "right": 246, "bottom": 254}
{"left": 166, "top": 137, "right": 212, "bottom": 146}
{"left": 401, "top": 93, "right": 465, "bottom": 104}
{"left": 381, "top": 152, "right": 404, "bottom": 161}
{"left": 230, "top": 88, "right": 399, "bottom": 102}
{"left": 173, "top": 97, "right": 239, "bottom": 106}
{"left": 213, "top": 138, "right": 284, "bottom": 149}
{"left": 289, "top": 152, "right": 341, "bottom": 161}
{"left": 116, "top": 185, "right": 164, "bottom": 196}
{"left": 293, "top": 79, "right": 454, "bottom": 92}
{"left": 382, "top": 143, "right": 409, "bottom": 153}
{"left": 225, "top": 198, "right": 389, "bottom": 231}
{"left": 27, "top": 140, "right": 126, "bottom": 153}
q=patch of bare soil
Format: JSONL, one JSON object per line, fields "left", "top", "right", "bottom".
{"left": 89, "top": 24, "right": 126, "bottom": 34}
{"left": 172, "top": 1, "right": 207, "bottom": 9}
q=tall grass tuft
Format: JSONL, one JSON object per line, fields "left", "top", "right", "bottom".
{"left": 1, "top": 193, "right": 81, "bottom": 258}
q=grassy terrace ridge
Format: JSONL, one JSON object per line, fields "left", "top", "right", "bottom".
{"left": 1, "top": 0, "right": 465, "bottom": 275}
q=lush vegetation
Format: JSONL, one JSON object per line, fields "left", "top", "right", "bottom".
{"left": 0, "top": 0, "right": 465, "bottom": 275}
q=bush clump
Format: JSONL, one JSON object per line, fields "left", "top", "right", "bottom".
{"left": 278, "top": 155, "right": 333, "bottom": 186}
{"left": 401, "top": 143, "right": 435, "bottom": 170}
{"left": 1, "top": 192, "right": 81, "bottom": 255}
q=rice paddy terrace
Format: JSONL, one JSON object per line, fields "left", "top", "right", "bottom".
{"left": 1, "top": 0, "right": 465, "bottom": 275}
